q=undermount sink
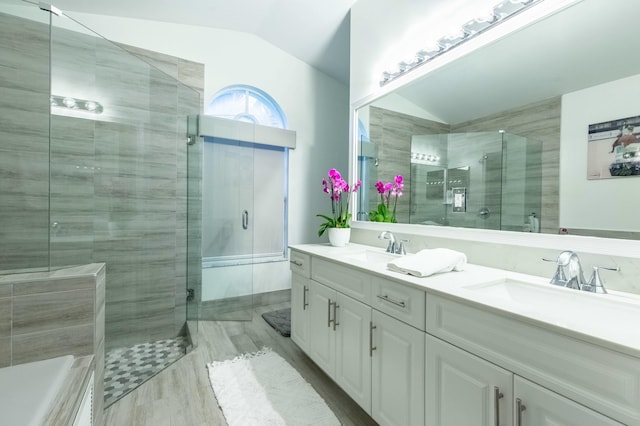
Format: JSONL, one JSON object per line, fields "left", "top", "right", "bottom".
{"left": 464, "top": 278, "right": 640, "bottom": 339}
{"left": 345, "top": 249, "right": 400, "bottom": 266}
{"left": 465, "top": 278, "right": 569, "bottom": 306}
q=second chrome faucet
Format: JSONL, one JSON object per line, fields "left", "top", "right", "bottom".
{"left": 378, "top": 231, "right": 407, "bottom": 255}
{"left": 544, "top": 250, "right": 619, "bottom": 294}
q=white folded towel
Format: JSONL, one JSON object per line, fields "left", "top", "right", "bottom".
{"left": 387, "top": 248, "right": 467, "bottom": 278}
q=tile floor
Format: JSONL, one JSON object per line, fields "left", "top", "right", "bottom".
{"left": 104, "top": 336, "right": 188, "bottom": 407}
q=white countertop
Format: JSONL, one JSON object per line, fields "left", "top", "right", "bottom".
{"left": 290, "top": 243, "right": 640, "bottom": 358}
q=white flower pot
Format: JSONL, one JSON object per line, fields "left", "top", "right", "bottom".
{"left": 328, "top": 227, "right": 351, "bottom": 247}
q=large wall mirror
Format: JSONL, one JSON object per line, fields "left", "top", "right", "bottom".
{"left": 354, "top": 0, "right": 640, "bottom": 240}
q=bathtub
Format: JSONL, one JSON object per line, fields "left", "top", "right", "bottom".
{"left": 0, "top": 355, "right": 74, "bottom": 426}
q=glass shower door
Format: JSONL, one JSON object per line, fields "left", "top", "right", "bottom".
{"left": 200, "top": 137, "right": 254, "bottom": 320}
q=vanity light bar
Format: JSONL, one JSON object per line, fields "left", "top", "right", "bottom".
{"left": 50, "top": 95, "right": 104, "bottom": 114}
{"left": 380, "top": 0, "right": 540, "bottom": 86}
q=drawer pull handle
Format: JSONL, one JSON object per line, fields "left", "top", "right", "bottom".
{"left": 516, "top": 398, "right": 526, "bottom": 426}
{"left": 369, "top": 321, "right": 377, "bottom": 357}
{"left": 327, "top": 300, "right": 339, "bottom": 330}
{"left": 377, "top": 294, "right": 406, "bottom": 308}
{"left": 303, "top": 285, "right": 309, "bottom": 310}
{"left": 494, "top": 387, "right": 503, "bottom": 426}
{"left": 290, "top": 260, "right": 303, "bottom": 267}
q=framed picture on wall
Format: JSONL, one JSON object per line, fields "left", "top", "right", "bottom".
{"left": 587, "top": 114, "right": 640, "bottom": 179}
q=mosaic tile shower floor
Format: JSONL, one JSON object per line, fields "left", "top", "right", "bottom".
{"left": 104, "top": 337, "right": 187, "bottom": 407}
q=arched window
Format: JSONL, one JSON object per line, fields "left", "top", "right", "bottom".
{"left": 205, "top": 84, "right": 288, "bottom": 129}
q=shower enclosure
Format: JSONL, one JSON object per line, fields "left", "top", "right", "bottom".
{"left": 409, "top": 131, "right": 542, "bottom": 231}
{"left": 0, "top": 0, "right": 201, "bottom": 407}
{"left": 359, "top": 130, "right": 542, "bottom": 231}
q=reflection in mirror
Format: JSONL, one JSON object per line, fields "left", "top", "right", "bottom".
{"left": 354, "top": 0, "right": 640, "bottom": 239}
{"left": 359, "top": 123, "right": 542, "bottom": 232}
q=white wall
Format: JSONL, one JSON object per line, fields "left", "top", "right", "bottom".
{"left": 66, "top": 12, "right": 350, "bottom": 297}
{"left": 560, "top": 74, "right": 640, "bottom": 232}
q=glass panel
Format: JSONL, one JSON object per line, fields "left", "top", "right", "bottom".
{"left": 186, "top": 117, "right": 202, "bottom": 348}
{"left": 358, "top": 140, "right": 379, "bottom": 221}
{"left": 47, "top": 7, "right": 200, "bottom": 405}
{"left": 253, "top": 145, "right": 286, "bottom": 259}
{"left": 0, "top": 2, "right": 51, "bottom": 274}
{"left": 502, "top": 133, "right": 543, "bottom": 232}
{"left": 200, "top": 136, "right": 254, "bottom": 320}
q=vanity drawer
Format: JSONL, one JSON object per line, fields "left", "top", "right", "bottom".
{"left": 426, "top": 293, "right": 640, "bottom": 426}
{"left": 371, "top": 277, "right": 425, "bottom": 330}
{"left": 311, "top": 257, "right": 371, "bottom": 304}
{"left": 290, "top": 250, "right": 311, "bottom": 278}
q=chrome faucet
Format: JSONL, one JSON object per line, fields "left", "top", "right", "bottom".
{"left": 552, "top": 250, "right": 587, "bottom": 290}
{"left": 544, "top": 251, "right": 619, "bottom": 293}
{"left": 378, "top": 231, "right": 408, "bottom": 255}
{"left": 378, "top": 231, "right": 396, "bottom": 253}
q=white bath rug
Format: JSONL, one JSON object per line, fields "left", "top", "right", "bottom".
{"left": 207, "top": 348, "right": 341, "bottom": 426}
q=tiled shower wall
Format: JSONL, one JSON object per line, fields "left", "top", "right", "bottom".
{"left": 0, "top": 11, "right": 203, "bottom": 350}
{"left": 369, "top": 106, "right": 450, "bottom": 223}
{"left": 0, "top": 12, "right": 50, "bottom": 272}
{"left": 452, "top": 97, "right": 560, "bottom": 233}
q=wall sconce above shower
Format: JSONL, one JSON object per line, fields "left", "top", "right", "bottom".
{"left": 50, "top": 95, "right": 103, "bottom": 114}
{"left": 411, "top": 151, "right": 440, "bottom": 163}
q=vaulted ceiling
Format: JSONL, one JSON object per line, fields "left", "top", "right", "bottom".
{"left": 51, "top": 0, "right": 357, "bottom": 85}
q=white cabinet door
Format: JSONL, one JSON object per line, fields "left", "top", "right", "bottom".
{"left": 371, "top": 310, "right": 425, "bottom": 426}
{"left": 335, "top": 292, "right": 372, "bottom": 413}
{"left": 514, "top": 376, "right": 623, "bottom": 426}
{"left": 426, "top": 335, "right": 513, "bottom": 426}
{"left": 291, "top": 273, "right": 310, "bottom": 352}
{"left": 307, "top": 280, "right": 336, "bottom": 377}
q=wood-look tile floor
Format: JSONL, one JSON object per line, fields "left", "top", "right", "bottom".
{"left": 103, "top": 301, "right": 377, "bottom": 426}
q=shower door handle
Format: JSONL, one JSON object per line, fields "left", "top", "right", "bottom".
{"left": 242, "top": 210, "right": 249, "bottom": 230}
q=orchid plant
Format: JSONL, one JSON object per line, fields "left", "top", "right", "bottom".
{"left": 369, "top": 175, "right": 404, "bottom": 223}
{"left": 317, "top": 169, "right": 362, "bottom": 237}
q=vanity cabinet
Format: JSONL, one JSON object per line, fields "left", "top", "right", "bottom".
{"left": 426, "top": 335, "right": 622, "bottom": 426}
{"left": 426, "top": 294, "right": 635, "bottom": 425}
{"left": 306, "top": 280, "right": 372, "bottom": 411}
{"left": 290, "top": 250, "right": 426, "bottom": 423}
{"left": 513, "top": 376, "right": 622, "bottom": 426}
{"left": 306, "top": 281, "right": 424, "bottom": 425}
{"left": 290, "top": 251, "right": 311, "bottom": 352}
{"left": 290, "top": 246, "right": 639, "bottom": 426}
{"left": 426, "top": 334, "right": 512, "bottom": 426}
{"left": 371, "top": 309, "right": 425, "bottom": 426}
{"left": 290, "top": 272, "right": 310, "bottom": 352}
{"left": 306, "top": 280, "right": 336, "bottom": 374}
